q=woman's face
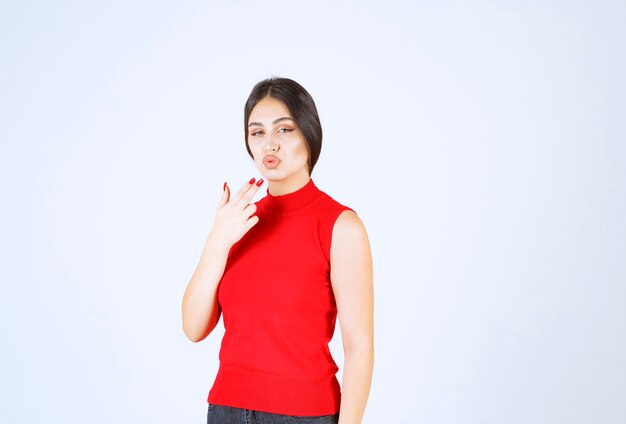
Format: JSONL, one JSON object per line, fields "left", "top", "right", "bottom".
{"left": 247, "top": 96, "right": 310, "bottom": 184}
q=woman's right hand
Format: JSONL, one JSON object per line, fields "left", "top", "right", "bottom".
{"left": 207, "top": 178, "right": 263, "bottom": 252}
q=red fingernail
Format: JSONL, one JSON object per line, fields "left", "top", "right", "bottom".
{"left": 223, "top": 182, "right": 227, "bottom": 191}
{"left": 249, "top": 177, "right": 256, "bottom": 185}
{"left": 256, "top": 179, "right": 264, "bottom": 187}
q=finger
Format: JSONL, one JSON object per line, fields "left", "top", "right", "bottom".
{"left": 242, "top": 202, "right": 257, "bottom": 219}
{"left": 244, "top": 215, "right": 260, "bottom": 232}
{"left": 231, "top": 177, "right": 258, "bottom": 205}
{"left": 218, "top": 182, "right": 229, "bottom": 208}
{"left": 236, "top": 179, "right": 263, "bottom": 211}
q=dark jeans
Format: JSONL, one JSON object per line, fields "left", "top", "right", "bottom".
{"left": 207, "top": 403, "right": 340, "bottom": 424}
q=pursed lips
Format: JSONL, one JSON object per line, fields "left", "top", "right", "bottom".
{"left": 263, "top": 155, "right": 280, "bottom": 164}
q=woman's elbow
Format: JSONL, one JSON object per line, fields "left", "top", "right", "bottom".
{"left": 344, "top": 337, "right": 374, "bottom": 358}
{"left": 183, "top": 312, "right": 222, "bottom": 342}
{"left": 182, "top": 319, "right": 210, "bottom": 343}
{"left": 182, "top": 326, "right": 200, "bottom": 343}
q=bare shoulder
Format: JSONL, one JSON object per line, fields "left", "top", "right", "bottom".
{"left": 335, "top": 209, "right": 364, "bottom": 230}
{"left": 331, "top": 210, "right": 370, "bottom": 252}
{"left": 330, "top": 209, "right": 373, "bottom": 299}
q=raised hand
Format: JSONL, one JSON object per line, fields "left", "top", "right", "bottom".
{"left": 208, "top": 178, "right": 263, "bottom": 252}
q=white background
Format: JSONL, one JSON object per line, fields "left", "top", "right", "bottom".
{"left": 1, "top": 1, "right": 624, "bottom": 423}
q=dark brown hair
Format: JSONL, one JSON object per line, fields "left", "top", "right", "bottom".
{"left": 244, "top": 77, "right": 322, "bottom": 175}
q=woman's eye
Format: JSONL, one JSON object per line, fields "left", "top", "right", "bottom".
{"left": 278, "top": 128, "right": 294, "bottom": 134}
{"left": 251, "top": 130, "right": 264, "bottom": 136}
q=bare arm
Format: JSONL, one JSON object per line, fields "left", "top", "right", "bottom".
{"left": 181, "top": 235, "right": 229, "bottom": 342}
{"left": 330, "top": 210, "right": 374, "bottom": 424}
{"left": 182, "top": 179, "right": 262, "bottom": 342}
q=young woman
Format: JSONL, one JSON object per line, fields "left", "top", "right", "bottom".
{"left": 182, "top": 77, "right": 374, "bottom": 424}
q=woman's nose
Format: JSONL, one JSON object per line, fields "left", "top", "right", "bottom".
{"left": 265, "top": 135, "right": 280, "bottom": 152}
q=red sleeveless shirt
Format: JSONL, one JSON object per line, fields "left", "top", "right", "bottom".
{"left": 207, "top": 178, "right": 355, "bottom": 415}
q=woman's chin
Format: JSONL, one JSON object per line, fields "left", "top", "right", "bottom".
{"left": 258, "top": 167, "right": 285, "bottom": 181}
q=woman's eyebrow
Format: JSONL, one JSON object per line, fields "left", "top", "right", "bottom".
{"left": 248, "top": 117, "right": 293, "bottom": 127}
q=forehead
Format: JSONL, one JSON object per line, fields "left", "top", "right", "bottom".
{"left": 249, "top": 97, "right": 292, "bottom": 124}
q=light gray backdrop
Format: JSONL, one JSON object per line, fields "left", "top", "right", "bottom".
{"left": 1, "top": 1, "right": 624, "bottom": 423}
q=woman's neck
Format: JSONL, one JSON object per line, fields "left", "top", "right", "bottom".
{"left": 267, "top": 173, "right": 311, "bottom": 196}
